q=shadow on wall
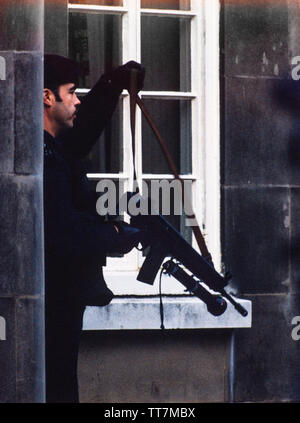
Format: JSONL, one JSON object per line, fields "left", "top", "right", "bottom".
{"left": 273, "top": 76, "right": 300, "bottom": 290}
{"left": 228, "top": 75, "right": 300, "bottom": 402}
{"left": 272, "top": 75, "right": 300, "bottom": 400}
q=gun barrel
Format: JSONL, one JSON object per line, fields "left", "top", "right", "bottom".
{"left": 220, "top": 289, "right": 248, "bottom": 317}
{"left": 163, "top": 260, "right": 227, "bottom": 316}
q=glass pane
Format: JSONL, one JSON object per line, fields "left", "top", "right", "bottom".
{"left": 69, "top": 12, "right": 121, "bottom": 88}
{"left": 141, "top": 0, "right": 190, "bottom": 11}
{"left": 142, "top": 99, "right": 192, "bottom": 174}
{"left": 141, "top": 16, "right": 191, "bottom": 91}
{"left": 85, "top": 99, "right": 123, "bottom": 173}
{"left": 69, "top": 0, "right": 122, "bottom": 6}
{"left": 143, "top": 178, "right": 193, "bottom": 244}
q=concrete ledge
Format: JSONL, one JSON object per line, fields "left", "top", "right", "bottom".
{"left": 83, "top": 296, "right": 252, "bottom": 330}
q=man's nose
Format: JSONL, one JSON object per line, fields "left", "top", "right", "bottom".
{"left": 74, "top": 94, "right": 81, "bottom": 106}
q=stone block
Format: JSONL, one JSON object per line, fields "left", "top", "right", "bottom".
{"left": 291, "top": 188, "right": 300, "bottom": 292}
{"left": 0, "top": 297, "right": 16, "bottom": 402}
{"left": 14, "top": 52, "right": 43, "bottom": 175}
{"left": 0, "top": 1, "right": 43, "bottom": 51}
{"left": 287, "top": 1, "right": 300, "bottom": 59}
{"left": 0, "top": 51, "right": 14, "bottom": 173}
{"left": 222, "top": 186, "right": 290, "bottom": 294}
{"left": 233, "top": 293, "right": 300, "bottom": 402}
{"left": 15, "top": 297, "right": 45, "bottom": 403}
{"left": 222, "top": 1, "right": 289, "bottom": 78}
{"left": 222, "top": 76, "right": 295, "bottom": 186}
{"left": 0, "top": 175, "right": 44, "bottom": 296}
{"left": 78, "top": 329, "right": 231, "bottom": 403}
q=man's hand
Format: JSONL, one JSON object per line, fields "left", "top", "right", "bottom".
{"left": 110, "top": 61, "right": 145, "bottom": 92}
{"left": 110, "top": 221, "right": 143, "bottom": 255}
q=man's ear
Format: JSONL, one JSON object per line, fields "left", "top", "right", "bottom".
{"left": 43, "top": 88, "right": 55, "bottom": 107}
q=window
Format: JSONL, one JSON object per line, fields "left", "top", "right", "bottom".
{"left": 67, "top": 0, "right": 221, "bottom": 297}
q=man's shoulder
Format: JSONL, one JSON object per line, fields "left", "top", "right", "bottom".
{"left": 44, "top": 131, "right": 71, "bottom": 176}
{"left": 44, "top": 131, "right": 65, "bottom": 158}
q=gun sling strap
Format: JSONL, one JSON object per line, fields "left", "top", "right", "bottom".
{"left": 128, "top": 71, "right": 249, "bottom": 320}
{"left": 129, "top": 70, "right": 212, "bottom": 261}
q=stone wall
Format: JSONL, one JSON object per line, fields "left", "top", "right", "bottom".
{"left": 221, "top": 0, "right": 300, "bottom": 402}
{"left": 78, "top": 329, "right": 232, "bottom": 403}
{"left": 0, "top": 1, "right": 44, "bottom": 402}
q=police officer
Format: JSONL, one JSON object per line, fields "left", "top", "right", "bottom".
{"left": 43, "top": 55, "right": 145, "bottom": 403}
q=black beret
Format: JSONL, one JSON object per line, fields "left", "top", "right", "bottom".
{"left": 44, "top": 54, "right": 80, "bottom": 88}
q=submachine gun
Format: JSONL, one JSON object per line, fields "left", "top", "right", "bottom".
{"left": 126, "top": 71, "right": 248, "bottom": 318}
{"left": 126, "top": 194, "right": 247, "bottom": 318}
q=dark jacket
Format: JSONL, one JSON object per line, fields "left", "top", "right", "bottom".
{"left": 44, "top": 76, "right": 122, "bottom": 305}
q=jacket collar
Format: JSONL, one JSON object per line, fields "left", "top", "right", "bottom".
{"left": 44, "top": 130, "right": 67, "bottom": 160}
{"left": 44, "top": 130, "right": 64, "bottom": 151}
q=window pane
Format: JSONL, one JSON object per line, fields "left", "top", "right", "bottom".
{"left": 141, "top": 0, "right": 190, "bottom": 11}
{"left": 143, "top": 178, "right": 193, "bottom": 244}
{"left": 85, "top": 99, "right": 123, "bottom": 173}
{"left": 141, "top": 16, "right": 191, "bottom": 91}
{"left": 69, "top": 0, "right": 122, "bottom": 6}
{"left": 69, "top": 12, "right": 121, "bottom": 88}
{"left": 142, "top": 99, "right": 192, "bottom": 174}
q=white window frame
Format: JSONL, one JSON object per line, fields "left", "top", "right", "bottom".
{"left": 68, "top": 0, "right": 221, "bottom": 296}
{"left": 68, "top": 0, "right": 252, "bottom": 329}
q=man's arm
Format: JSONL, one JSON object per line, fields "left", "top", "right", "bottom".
{"left": 60, "top": 61, "right": 145, "bottom": 160}
{"left": 44, "top": 159, "right": 120, "bottom": 260}
{"left": 60, "top": 75, "right": 122, "bottom": 160}
{"left": 44, "top": 157, "right": 142, "bottom": 260}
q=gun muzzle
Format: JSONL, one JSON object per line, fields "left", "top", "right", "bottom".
{"left": 162, "top": 260, "right": 227, "bottom": 317}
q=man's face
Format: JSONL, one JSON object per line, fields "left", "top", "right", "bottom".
{"left": 51, "top": 83, "right": 81, "bottom": 132}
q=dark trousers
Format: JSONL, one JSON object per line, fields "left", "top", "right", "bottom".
{"left": 45, "top": 297, "right": 85, "bottom": 403}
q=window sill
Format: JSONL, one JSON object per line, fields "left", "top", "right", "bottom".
{"left": 83, "top": 296, "right": 252, "bottom": 330}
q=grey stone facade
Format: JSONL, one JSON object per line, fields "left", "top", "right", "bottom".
{"left": 0, "top": 0, "right": 299, "bottom": 404}
{"left": 221, "top": 0, "right": 300, "bottom": 402}
{"left": 0, "top": 2, "right": 44, "bottom": 403}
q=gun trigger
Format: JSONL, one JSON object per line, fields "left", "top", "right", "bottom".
{"left": 162, "top": 267, "right": 172, "bottom": 276}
